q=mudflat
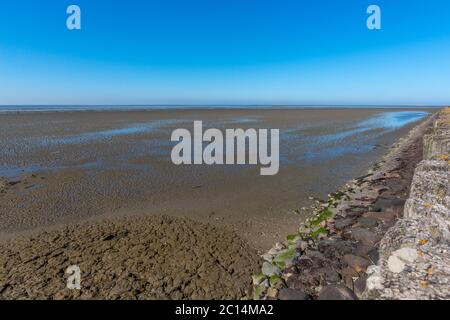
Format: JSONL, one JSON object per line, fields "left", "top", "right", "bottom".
{"left": 0, "top": 108, "right": 436, "bottom": 250}
{"left": 0, "top": 107, "right": 437, "bottom": 299}
{"left": 0, "top": 215, "right": 260, "bottom": 299}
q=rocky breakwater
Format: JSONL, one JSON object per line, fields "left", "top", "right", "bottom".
{"left": 364, "top": 107, "right": 450, "bottom": 299}
{"left": 253, "top": 109, "right": 443, "bottom": 300}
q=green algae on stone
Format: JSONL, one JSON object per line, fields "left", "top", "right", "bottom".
{"left": 272, "top": 245, "right": 298, "bottom": 268}
{"left": 269, "top": 275, "right": 286, "bottom": 289}
{"left": 252, "top": 272, "right": 266, "bottom": 286}
{"left": 253, "top": 283, "right": 266, "bottom": 300}
{"left": 309, "top": 226, "right": 328, "bottom": 239}
{"left": 286, "top": 234, "right": 300, "bottom": 244}
{"left": 309, "top": 208, "right": 333, "bottom": 227}
{"left": 330, "top": 191, "right": 347, "bottom": 201}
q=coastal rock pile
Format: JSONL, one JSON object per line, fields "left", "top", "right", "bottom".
{"left": 364, "top": 107, "right": 450, "bottom": 299}
{"left": 254, "top": 110, "right": 443, "bottom": 300}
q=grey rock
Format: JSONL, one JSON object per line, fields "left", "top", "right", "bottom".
{"left": 297, "top": 240, "right": 309, "bottom": 252}
{"left": 367, "top": 249, "right": 379, "bottom": 264}
{"left": 387, "top": 255, "right": 405, "bottom": 273}
{"left": 394, "top": 247, "right": 418, "bottom": 264}
{"left": 261, "top": 253, "right": 273, "bottom": 262}
{"left": 260, "top": 279, "right": 269, "bottom": 288}
{"left": 343, "top": 276, "right": 354, "bottom": 291}
{"left": 334, "top": 218, "right": 355, "bottom": 230}
{"left": 351, "top": 228, "right": 381, "bottom": 245}
{"left": 278, "top": 288, "right": 310, "bottom": 300}
{"left": 387, "top": 247, "right": 419, "bottom": 273}
{"left": 365, "top": 266, "right": 384, "bottom": 291}
{"left": 317, "top": 285, "right": 358, "bottom": 300}
{"left": 305, "top": 250, "right": 325, "bottom": 261}
{"left": 343, "top": 254, "right": 371, "bottom": 272}
{"left": 358, "top": 217, "right": 378, "bottom": 228}
{"left": 363, "top": 211, "right": 397, "bottom": 222}
{"left": 323, "top": 268, "right": 341, "bottom": 283}
{"left": 354, "top": 243, "right": 374, "bottom": 256}
{"left": 353, "top": 274, "right": 368, "bottom": 297}
{"left": 339, "top": 267, "right": 359, "bottom": 279}
{"left": 317, "top": 240, "right": 354, "bottom": 257}
{"left": 262, "top": 262, "right": 281, "bottom": 276}
{"left": 267, "top": 247, "right": 279, "bottom": 255}
{"left": 371, "top": 198, "right": 405, "bottom": 212}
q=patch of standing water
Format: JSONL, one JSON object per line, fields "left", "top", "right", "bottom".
{"left": 357, "top": 111, "right": 429, "bottom": 130}
{"left": 37, "top": 119, "right": 184, "bottom": 146}
{"left": 286, "top": 111, "right": 429, "bottom": 163}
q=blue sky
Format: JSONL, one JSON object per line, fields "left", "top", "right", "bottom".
{"left": 0, "top": 0, "right": 449, "bottom": 105}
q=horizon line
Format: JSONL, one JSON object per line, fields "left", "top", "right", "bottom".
{"left": 0, "top": 104, "right": 446, "bottom": 107}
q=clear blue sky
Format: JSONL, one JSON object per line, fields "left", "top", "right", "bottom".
{"left": 0, "top": 0, "right": 449, "bottom": 105}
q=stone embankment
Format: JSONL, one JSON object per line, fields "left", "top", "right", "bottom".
{"left": 254, "top": 108, "right": 449, "bottom": 300}
{"left": 364, "top": 107, "right": 450, "bottom": 299}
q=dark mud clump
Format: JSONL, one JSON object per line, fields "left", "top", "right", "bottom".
{"left": 0, "top": 215, "right": 260, "bottom": 300}
{"left": 0, "top": 178, "right": 7, "bottom": 193}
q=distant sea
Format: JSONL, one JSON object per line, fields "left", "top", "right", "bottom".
{"left": 0, "top": 105, "right": 441, "bottom": 113}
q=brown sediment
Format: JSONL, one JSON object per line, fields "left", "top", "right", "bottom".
{"left": 0, "top": 108, "right": 436, "bottom": 250}
{"left": 0, "top": 215, "right": 260, "bottom": 300}
{"left": 0, "top": 108, "right": 439, "bottom": 300}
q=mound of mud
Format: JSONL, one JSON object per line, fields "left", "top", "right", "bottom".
{"left": 0, "top": 215, "right": 260, "bottom": 300}
{"left": 0, "top": 178, "right": 8, "bottom": 193}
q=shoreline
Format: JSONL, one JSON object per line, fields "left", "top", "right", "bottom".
{"left": 1, "top": 108, "right": 430, "bottom": 251}
{"left": 0, "top": 108, "right": 443, "bottom": 299}
{"left": 254, "top": 110, "right": 441, "bottom": 300}
{"left": 0, "top": 106, "right": 441, "bottom": 115}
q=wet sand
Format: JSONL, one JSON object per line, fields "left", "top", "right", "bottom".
{"left": 0, "top": 108, "right": 436, "bottom": 250}
{"left": 0, "top": 107, "right": 438, "bottom": 299}
{"left": 0, "top": 215, "right": 260, "bottom": 299}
